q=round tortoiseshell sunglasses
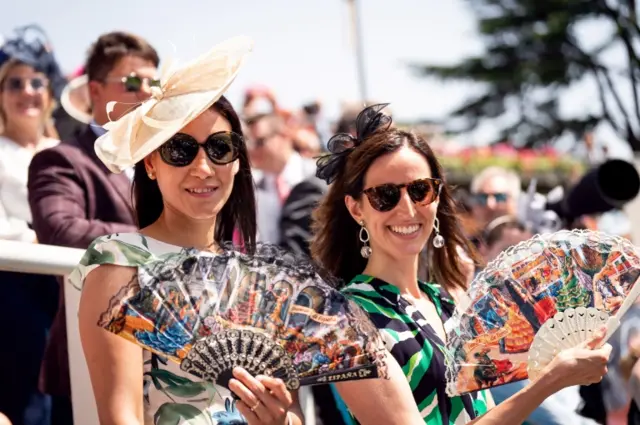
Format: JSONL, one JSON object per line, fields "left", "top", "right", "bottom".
{"left": 362, "top": 178, "right": 443, "bottom": 212}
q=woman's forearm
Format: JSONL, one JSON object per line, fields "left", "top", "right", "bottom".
{"left": 471, "top": 372, "right": 562, "bottom": 425}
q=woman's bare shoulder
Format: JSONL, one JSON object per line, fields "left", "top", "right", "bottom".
{"left": 83, "top": 264, "right": 138, "bottom": 297}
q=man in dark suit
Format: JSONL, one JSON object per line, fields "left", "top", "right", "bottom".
{"left": 280, "top": 176, "right": 327, "bottom": 257}
{"left": 278, "top": 109, "right": 358, "bottom": 256}
{"left": 27, "top": 31, "right": 159, "bottom": 425}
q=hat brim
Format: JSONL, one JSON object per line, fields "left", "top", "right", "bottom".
{"left": 60, "top": 74, "right": 91, "bottom": 124}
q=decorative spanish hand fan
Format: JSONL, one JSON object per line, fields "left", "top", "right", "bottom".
{"left": 99, "top": 244, "right": 386, "bottom": 391}
{"left": 444, "top": 229, "right": 640, "bottom": 396}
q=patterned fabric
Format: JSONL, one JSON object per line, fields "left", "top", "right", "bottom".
{"left": 70, "top": 233, "right": 248, "bottom": 425}
{"left": 342, "top": 274, "right": 489, "bottom": 425}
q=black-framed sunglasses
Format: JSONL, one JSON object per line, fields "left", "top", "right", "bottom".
{"left": 159, "top": 132, "right": 242, "bottom": 167}
{"left": 105, "top": 73, "right": 161, "bottom": 93}
{"left": 4, "top": 76, "right": 48, "bottom": 92}
{"left": 362, "top": 178, "right": 443, "bottom": 212}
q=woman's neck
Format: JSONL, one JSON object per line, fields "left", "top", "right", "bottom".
{"left": 145, "top": 207, "right": 218, "bottom": 252}
{"left": 362, "top": 252, "right": 422, "bottom": 298}
{"left": 2, "top": 122, "right": 43, "bottom": 149}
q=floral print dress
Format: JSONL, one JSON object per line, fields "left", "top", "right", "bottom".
{"left": 69, "top": 232, "right": 247, "bottom": 425}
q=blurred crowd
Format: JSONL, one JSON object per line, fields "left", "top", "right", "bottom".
{"left": 1, "top": 24, "right": 640, "bottom": 425}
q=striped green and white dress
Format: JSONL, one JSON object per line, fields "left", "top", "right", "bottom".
{"left": 342, "top": 274, "right": 489, "bottom": 424}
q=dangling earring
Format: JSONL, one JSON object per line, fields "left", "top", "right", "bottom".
{"left": 433, "top": 217, "right": 445, "bottom": 248}
{"left": 359, "top": 221, "right": 372, "bottom": 258}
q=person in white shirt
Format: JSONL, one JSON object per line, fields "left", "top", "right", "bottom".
{"left": 0, "top": 56, "right": 60, "bottom": 425}
{"left": 246, "top": 113, "right": 316, "bottom": 243}
{"left": 0, "top": 58, "right": 59, "bottom": 242}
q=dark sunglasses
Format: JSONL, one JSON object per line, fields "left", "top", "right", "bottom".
{"left": 106, "top": 73, "right": 161, "bottom": 93}
{"left": 474, "top": 192, "right": 509, "bottom": 205}
{"left": 159, "top": 132, "right": 241, "bottom": 167}
{"left": 4, "top": 77, "right": 48, "bottom": 92}
{"left": 362, "top": 178, "right": 443, "bottom": 212}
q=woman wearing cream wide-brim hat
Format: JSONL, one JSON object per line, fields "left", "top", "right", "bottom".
{"left": 73, "top": 35, "right": 307, "bottom": 425}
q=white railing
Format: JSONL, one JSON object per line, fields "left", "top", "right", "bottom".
{"left": 0, "top": 241, "right": 98, "bottom": 425}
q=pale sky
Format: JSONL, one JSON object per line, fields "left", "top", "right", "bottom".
{"left": 1, "top": 0, "right": 635, "bottom": 157}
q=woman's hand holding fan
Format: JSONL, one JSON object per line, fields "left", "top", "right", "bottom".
{"left": 229, "top": 368, "right": 293, "bottom": 425}
{"left": 540, "top": 326, "right": 611, "bottom": 389}
{"left": 444, "top": 229, "right": 638, "bottom": 396}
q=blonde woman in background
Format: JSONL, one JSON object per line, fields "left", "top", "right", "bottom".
{"left": 0, "top": 58, "right": 59, "bottom": 241}
{"left": 0, "top": 57, "right": 60, "bottom": 425}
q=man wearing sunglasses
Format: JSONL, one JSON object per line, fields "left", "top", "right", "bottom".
{"left": 470, "top": 166, "right": 522, "bottom": 233}
{"left": 26, "top": 31, "right": 159, "bottom": 425}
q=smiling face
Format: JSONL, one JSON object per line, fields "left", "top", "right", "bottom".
{"left": 345, "top": 145, "right": 439, "bottom": 262}
{"left": 143, "top": 108, "right": 240, "bottom": 222}
{"left": 0, "top": 62, "right": 52, "bottom": 130}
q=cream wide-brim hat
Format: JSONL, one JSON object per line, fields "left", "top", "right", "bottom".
{"left": 95, "top": 35, "right": 254, "bottom": 174}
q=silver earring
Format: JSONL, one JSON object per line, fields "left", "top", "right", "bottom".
{"left": 433, "top": 217, "right": 445, "bottom": 248}
{"left": 359, "top": 221, "right": 372, "bottom": 258}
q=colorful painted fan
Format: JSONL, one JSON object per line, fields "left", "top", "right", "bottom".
{"left": 99, "top": 244, "right": 386, "bottom": 391}
{"left": 444, "top": 229, "right": 640, "bottom": 396}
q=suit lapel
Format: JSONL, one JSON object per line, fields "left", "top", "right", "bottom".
{"left": 76, "top": 126, "right": 135, "bottom": 220}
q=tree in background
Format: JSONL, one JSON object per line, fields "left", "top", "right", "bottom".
{"left": 412, "top": 0, "right": 640, "bottom": 151}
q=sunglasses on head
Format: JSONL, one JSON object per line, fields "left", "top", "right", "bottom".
{"left": 106, "top": 73, "right": 161, "bottom": 93}
{"left": 474, "top": 192, "right": 509, "bottom": 205}
{"left": 4, "top": 76, "right": 48, "bottom": 92}
{"left": 362, "top": 178, "right": 443, "bottom": 212}
{"left": 159, "top": 132, "right": 242, "bottom": 167}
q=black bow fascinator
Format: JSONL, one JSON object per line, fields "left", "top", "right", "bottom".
{"left": 0, "top": 25, "right": 67, "bottom": 101}
{"left": 316, "top": 103, "right": 392, "bottom": 184}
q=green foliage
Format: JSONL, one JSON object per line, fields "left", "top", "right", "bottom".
{"left": 411, "top": 0, "right": 640, "bottom": 151}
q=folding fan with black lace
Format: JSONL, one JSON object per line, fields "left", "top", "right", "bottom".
{"left": 443, "top": 229, "right": 640, "bottom": 396}
{"left": 99, "top": 244, "right": 386, "bottom": 391}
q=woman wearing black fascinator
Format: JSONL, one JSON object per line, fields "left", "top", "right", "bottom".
{"left": 312, "top": 103, "right": 612, "bottom": 424}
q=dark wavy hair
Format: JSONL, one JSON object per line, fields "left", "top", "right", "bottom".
{"left": 311, "top": 128, "right": 480, "bottom": 291}
{"left": 132, "top": 95, "right": 257, "bottom": 252}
